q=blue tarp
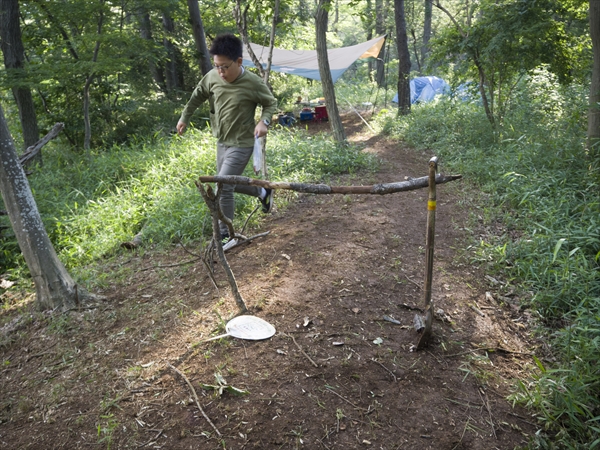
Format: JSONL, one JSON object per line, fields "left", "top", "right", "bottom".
{"left": 392, "top": 76, "right": 450, "bottom": 104}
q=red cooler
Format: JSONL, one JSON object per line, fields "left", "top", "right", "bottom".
{"left": 314, "top": 105, "right": 328, "bottom": 122}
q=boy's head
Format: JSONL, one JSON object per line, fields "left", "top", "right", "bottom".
{"left": 210, "top": 33, "right": 244, "bottom": 83}
{"left": 209, "top": 33, "right": 243, "bottom": 61}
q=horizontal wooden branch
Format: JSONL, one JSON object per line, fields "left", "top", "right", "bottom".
{"left": 198, "top": 173, "right": 462, "bottom": 195}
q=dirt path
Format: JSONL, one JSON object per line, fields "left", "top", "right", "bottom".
{"left": 0, "top": 115, "right": 537, "bottom": 449}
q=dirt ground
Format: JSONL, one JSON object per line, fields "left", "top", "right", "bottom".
{"left": 0, "top": 114, "right": 540, "bottom": 449}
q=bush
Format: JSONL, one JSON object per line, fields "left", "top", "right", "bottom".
{"left": 376, "top": 69, "right": 600, "bottom": 449}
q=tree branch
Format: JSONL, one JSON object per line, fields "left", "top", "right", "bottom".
{"left": 18, "top": 123, "right": 64, "bottom": 166}
{"left": 198, "top": 174, "right": 462, "bottom": 195}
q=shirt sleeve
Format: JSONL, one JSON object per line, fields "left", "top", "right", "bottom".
{"left": 179, "top": 75, "right": 211, "bottom": 125}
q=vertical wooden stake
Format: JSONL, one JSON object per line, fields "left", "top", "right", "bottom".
{"left": 416, "top": 156, "right": 437, "bottom": 350}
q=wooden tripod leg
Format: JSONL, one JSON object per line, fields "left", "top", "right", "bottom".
{"left": 416, "top": 156, "right": 438, "bottom": 350}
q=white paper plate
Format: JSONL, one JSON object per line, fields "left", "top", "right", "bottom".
{"left": 205, "top": 315, "right": 276, "bottom": 341}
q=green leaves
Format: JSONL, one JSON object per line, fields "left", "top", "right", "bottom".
{"left": 200, "top": 373, "right": 249, "bottom": 397}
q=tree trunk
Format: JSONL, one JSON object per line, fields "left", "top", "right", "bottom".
{"left": 263, "top": 0, "right": 280, "bottom": 87}
{"left": 0, "top": 106, "right": 84, "bottom": 311}
{"left": 0, "top": 0, "right": 40, "bottom": 151}
{"left": 364, "top": 0, "right": 373, "bottom": 79}
{"left": 375, "top": 0, "right": 386, "bottom": 87}
{"left": 234, "top": 0, "right": 267, "bottom": 80}
{"left": 186, "top": 0, "right": 212, "bottom": 76}
{"left": 433, "top": 1, "right": 495, "bottom": 128}
{"left": 162, "top": 12, "right": 180, "bottom": 92}
{"left": 83, "top": 3, "right": 104, "bottom": 151}
{"left": 138, "top": 9, "right": 166, "bottom": 91}
{"left": 588, "top": 0, "right": 600, "bottom": 158}
{"left": 422, "top": 0, "right": 432, "bottom": 67}
{"left": 394, "top": 0, "right": 411, "bottom": 115}
{"left": 316, "top": 0, "right": 346, "bottom": 144}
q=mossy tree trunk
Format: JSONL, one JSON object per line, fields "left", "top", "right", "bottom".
{"left": 0, "top": 105, "right": 86, "bottom": 311}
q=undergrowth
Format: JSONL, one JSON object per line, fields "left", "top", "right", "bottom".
{"left": 376, "top": 69, "right": 599, "bottom": 449}
{"left": 0, "top": 125, "right": 378, "bottom": 288}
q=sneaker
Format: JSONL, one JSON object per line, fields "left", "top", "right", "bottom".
{"left": 222, "top": 238, "right": 238, "bottom": 251}
{"left": 260, "top": 188, "right": 273, "bottom": 213}
{"left": 220, "top": 232, "right": 237, "bottom": 251}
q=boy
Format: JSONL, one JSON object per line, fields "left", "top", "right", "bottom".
{"left": 177, "top": 33, "right": 277, "bottom": 243}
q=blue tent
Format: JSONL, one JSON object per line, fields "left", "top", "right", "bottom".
{"left": 393, "top": 76, "right": 450, "bottom": 104}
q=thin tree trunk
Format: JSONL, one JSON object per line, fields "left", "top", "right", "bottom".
{"left": 375, "top": 0, "right": 386, "bottom": 86}
{"left": 0, "top": 0, "right": 40, "bottom": 151}
{"left": 0, "top": 106, "right": 86, "bottom": 311}
{"left": 83, "top": 3, "right": 104, "bottom": 151}
{"left": 365, "top": 0, "right": 374, "bottom": 80}
{"left": 234, "top": 1, "right": 267, "bottom": 80}
{"left": 33, "top": 0, "right": 79, "bottom": 60}
{"left": 411, "top": 28, "right": 421, "bottom": 73}
{"left": 186, "top": 0, "right": 212, "bottom": 76}
{"left": 588, "top": 0, "right": 600, "bottom": 157}
{"left": 263, "top": 0, "right": 280, "bottom": 87}
{"left": 433, "top": 0, "right": 495, "bottom": 128}
{"left": 138, "top": 9, "right": 166, "bottom": 91}
{"left": 394, "top": 0, "right": 411, "bottom": 115}
{"left": 422, "top": 0, "right": 432, "bottom": 67}
{"left": 316, "top": 0, "right": 346, "bottom": 144}
{"left": 162, "top": 12, "right": 180, "bottom": 92}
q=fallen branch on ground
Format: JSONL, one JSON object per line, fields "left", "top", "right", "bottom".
{"left": 286, "top": 333, "right": 319, "bottom": 368}
{"left": 167, "top": 362, "right": 221, "bottom": 437}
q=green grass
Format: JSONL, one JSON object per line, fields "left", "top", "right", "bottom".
{"left": 375, "top": 68, "right": 599, "bottom": 449}
{"left": 0, "top": 123, "right": 378, "bottom": 285}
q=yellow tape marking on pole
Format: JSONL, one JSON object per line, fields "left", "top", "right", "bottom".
{"left": 427, "top": 200, "right": 437, "bottom": 211}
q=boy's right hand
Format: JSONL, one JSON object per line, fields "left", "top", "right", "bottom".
{"left": 176, "top": 121, "right": 187, "bottom": 135}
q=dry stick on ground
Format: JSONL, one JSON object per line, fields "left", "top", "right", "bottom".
{"left": 369, "top": 358, "right": 397, "bottom": 381}
{"left": 285, "top": 333, "right": 319, "bottom": 368}
{"left": 444, "top": 347, "right": 533, "bottom": 358}
{"left": 196, "top": 181, "right": 248, "bottom": 313}
{"left": 478, "top": 387, "right": 497, "bottom": 439}
{"left": 167, "top": 363, "right": 221, "bottom": 438}
{"left": 324, "top": 386, "right": 361, "bottom": 410}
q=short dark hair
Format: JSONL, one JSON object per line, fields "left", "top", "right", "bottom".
{"left": 209, "top": 33, "right": 243, "bottom": 60}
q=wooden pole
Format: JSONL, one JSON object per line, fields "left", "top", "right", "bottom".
{"left": 416, "top": 156, "right": 437, "bottom": 350}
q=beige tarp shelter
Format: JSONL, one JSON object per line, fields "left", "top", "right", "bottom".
{"left": 242, "top": 35, "right": 386, "bottom": 83}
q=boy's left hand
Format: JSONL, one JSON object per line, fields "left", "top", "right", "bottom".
{"left": 254, "top": 121, "right": 268, "bottom": 138}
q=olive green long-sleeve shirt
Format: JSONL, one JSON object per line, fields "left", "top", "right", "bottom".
{"left": 179, "top": 68, "right": 277, "bottom": 147}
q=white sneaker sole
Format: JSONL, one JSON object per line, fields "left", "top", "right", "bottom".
{"left": 222, "top": 239, "right": 238, "bottom": 251}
